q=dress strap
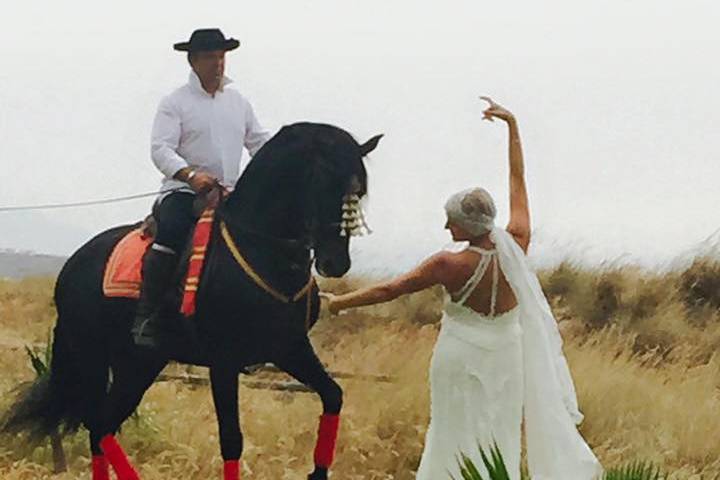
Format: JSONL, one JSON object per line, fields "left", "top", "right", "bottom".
{"left": 490, "top": 254, "right": 499, "bottom": 316}
{"left": 453, "top": 252, "right": 494, "bottom": 304}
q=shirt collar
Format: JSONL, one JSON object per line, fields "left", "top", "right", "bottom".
{"left": 188, "top": 70, "right": 234, "bottom": 97}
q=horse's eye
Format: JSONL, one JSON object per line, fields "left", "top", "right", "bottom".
{"left": 348, "top": 175, "right": 363, "bottom": 194}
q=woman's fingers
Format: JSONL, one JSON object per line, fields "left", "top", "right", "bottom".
{"left": 481, "top": 96, "right": 508, "bottom": 122}
{"left": 479, "top": 95, "right": 495, "bottom": 106}
{"left": 481, "top": 99, "right": 514, "bottom": 122}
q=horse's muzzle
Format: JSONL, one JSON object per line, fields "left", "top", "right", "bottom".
{"left": 316, "top": 256, "right": 350, "bottom": 278}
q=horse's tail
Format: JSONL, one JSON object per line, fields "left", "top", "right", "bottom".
{"left": 1, "top": 321, "right": 86, "bottom": 442}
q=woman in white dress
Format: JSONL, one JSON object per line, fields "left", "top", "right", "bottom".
{"left": 323, "top": 98, "right": 603, "bottom": 479}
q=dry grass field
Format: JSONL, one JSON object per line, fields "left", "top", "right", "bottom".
{"left": 1, "top": 254, "right": 719, "bottom": 479}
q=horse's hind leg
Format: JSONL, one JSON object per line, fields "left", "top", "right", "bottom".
{"left": 276, "top": 338, "right": 343, "bottom": 480}
{"left": 79, "top": 354, "right": 111, "bottom": 480}
{"left": 96, "top": 351, "right": 167, "bottom": 480}
{"left": 210, "top": 365, "right": 243, "bottom": 480}
{"left": 48, "top": 329, "right": 112, "bottom": 480}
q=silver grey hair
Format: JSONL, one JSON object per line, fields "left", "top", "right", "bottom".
{"left": 444, "top": 187, "right": 497, "bottom": 236}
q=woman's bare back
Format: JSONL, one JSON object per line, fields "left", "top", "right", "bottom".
{"left": 445, "top": 248, "right": 518, "bottom": 316}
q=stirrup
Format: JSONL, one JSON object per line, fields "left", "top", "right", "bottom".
{"left": 131, "top": 316, "right": 158, "bottom": 348}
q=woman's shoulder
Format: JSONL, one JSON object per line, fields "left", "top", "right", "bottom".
{"left": 435, "top": 246, "right": 473, "bottom": 266}
{"left": 429, "top": 249, "right": 481, "bottom": 290}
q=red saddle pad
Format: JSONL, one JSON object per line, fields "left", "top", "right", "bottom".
{"left": 102, "top": 209, "right": 215, "bottom": 317}
{"left": 102, "top": 229, "right": 152, "bottom": 299}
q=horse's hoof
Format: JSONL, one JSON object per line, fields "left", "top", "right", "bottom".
{"left": 308, "top": 467, "right": 328, "bottom": 480}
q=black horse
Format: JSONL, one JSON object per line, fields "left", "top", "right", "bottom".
{"left": 2, "top": 122, "right": 382, "bottom": 480}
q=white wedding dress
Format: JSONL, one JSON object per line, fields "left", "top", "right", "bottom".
{"left": 416, "top": 228, "right": 603, "bottom": 480}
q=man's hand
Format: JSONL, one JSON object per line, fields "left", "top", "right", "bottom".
{"left": 174, "top": 167, "right": 218, "bottom": 193}
{"left": 188, "top": 171, "right": 217, "bottom": 194}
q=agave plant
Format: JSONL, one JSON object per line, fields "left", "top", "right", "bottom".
{"left": 602, "top": 461, "right": 664, "bottom": 480}
{"left": 452, "top": 442, "right": 521, "bottom": 480}
{"left": 453, "top": 442, "right": 664, "bottom": 480}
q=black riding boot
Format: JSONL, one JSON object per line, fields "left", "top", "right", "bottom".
{"left": 131, "top": 247, "right": 178, "bottom": 348}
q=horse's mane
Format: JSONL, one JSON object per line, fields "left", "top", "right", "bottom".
{"left": 230, "top": 122, "right": 367, "bottom": 202}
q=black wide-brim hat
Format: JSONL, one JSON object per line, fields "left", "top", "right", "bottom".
{"left": 174, "top": 28, "right": 240, "bottom": 52}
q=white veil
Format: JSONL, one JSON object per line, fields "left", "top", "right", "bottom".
{"left": 490, "top": 227, "right": 603, "bottom": 479}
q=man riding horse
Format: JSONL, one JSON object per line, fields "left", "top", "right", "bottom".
{"left": 2, "top": 26, "right": 383, "bottom": 480}
{"left": 132, "top": 28, "right": 271, "bottom": 347}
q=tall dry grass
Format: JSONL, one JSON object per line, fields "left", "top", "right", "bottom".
{"left": 0, "top": 255, "right": 719, "bottom": 479}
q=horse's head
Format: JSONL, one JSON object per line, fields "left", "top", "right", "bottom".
{"left": 304, "top": 126, "right": 383, "bottom": 277}
{"left": 226, "top": 122, "right": 382, "bottom": 278}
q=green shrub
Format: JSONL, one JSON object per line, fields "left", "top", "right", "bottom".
{"left": 454, "top": 443, "right": 664, "bottom": 480}
{"left": 452, "top": 442, "right": 515, "bottom": 480}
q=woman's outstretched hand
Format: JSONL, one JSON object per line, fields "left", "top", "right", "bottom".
{"left": 319, "top": 292, "right": 342, "bottom": 315}
{"left": 480, "top": 96, "right": 515, "bottom": 123}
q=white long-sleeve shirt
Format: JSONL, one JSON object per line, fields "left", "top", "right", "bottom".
{"left": 151, "top": 71, "right": 271, "bottom": 193}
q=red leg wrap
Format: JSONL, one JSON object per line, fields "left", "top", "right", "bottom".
{"left": 313, "top": 414, "right": 340, "bottom": 468}
{"left": 92, "top": 455, "right": 110, "bottom": 480}
{"left": 99, "top": 435, "right": 140, "bottom": 480}
{"left": 223, "top": 459, "right": 241, "bottom": 480}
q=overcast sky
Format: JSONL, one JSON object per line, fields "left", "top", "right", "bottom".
{"left": 1, "top": 1, "right": 718, "bottom": 273}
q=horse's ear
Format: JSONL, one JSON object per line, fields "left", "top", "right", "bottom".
{"left": 359, "top": 134, "right": 384, "bottom": 156}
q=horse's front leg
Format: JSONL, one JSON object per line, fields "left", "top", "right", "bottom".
{"left": 276, "top": 338, "right": 343, "bottom": 480}
{"left": 210, "top": 365, "right": 243, "bottom": 480}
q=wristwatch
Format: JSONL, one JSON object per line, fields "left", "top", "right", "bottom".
{"left": 186, "top": 169, "right": 197, "bottom": 182}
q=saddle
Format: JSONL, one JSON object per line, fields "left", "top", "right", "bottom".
{"left": 102, "top": 190, "right": 221, "bottom": 316}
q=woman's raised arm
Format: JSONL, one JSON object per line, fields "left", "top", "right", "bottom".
{"left": 481, "top": 97, "right": 531, "bottom": 252}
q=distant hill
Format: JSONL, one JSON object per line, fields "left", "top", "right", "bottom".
{"left": 0, "top": 250, "right": 67, "bottom": 279}
{"left": 0, "top": 210, "right": 94, "bottom": 258}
